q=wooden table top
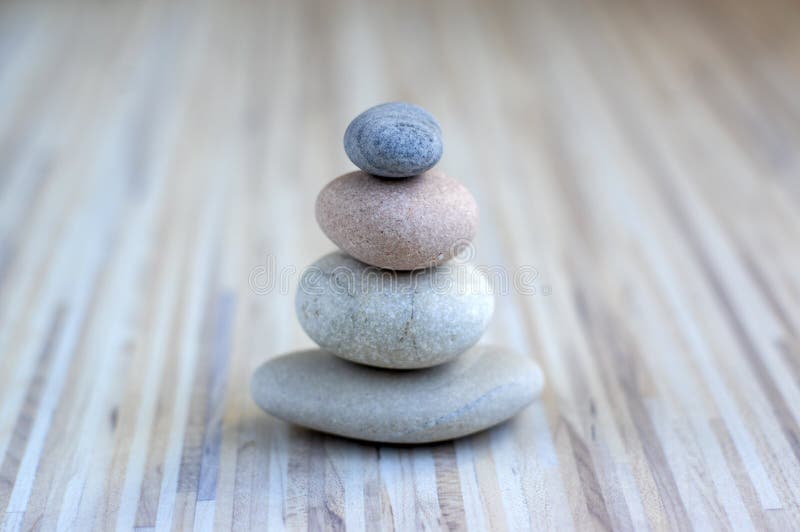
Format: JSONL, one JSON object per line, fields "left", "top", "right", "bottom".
{"left": 1, "top": 0, "right": 799, "bottom": 529}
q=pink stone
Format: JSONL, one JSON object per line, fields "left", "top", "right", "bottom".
{"left": 315, "top": 170, "right": 479, "bottom": 270}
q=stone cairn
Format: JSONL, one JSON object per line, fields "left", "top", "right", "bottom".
{"left": 251, "top": 102, "right": 544, "bottom": 443}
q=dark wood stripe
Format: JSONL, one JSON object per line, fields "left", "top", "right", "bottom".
{"left": 0, "top": 307, "right": 63, "bottom": 514}
{"left": 307, "top": 435, "right": 345, "bottom": 532}
{"left": 134, "top": 302, "right": 184, "bottom": 528}
{"left": 710, "top": 418, "right": 771, "bottom": 530}
{"left": 738, "top": 249, "right": 798, "bottom": 337}
{"left": 197, "top": 292, "right": 236, "bottom": 502}
{"left": 432, "top": 443, "right": 468, "bottom": 531}
{"left": 0, "top": 239, "right": 12, "bottom": 297}
{"left": 565, "top": 421, "right": 614, "bottom": 532}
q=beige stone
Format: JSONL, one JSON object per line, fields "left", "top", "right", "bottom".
{"left": 315, "top": 170, "right": 478, "bottom": 270}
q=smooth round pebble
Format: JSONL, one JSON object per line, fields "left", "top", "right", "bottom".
{"left": 316, "top": 170, "right": 478, "bottom": 270}
{"left": 251, "top": 345, "right": 544, "bottom": 443}
{"left": 296, "top": 252, "right": 494, "bottom": 369}
{"left": 344, "top": 102, "right": 442, "bottom": 178}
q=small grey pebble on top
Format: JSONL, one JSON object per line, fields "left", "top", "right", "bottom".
{"left": 344, "top": 102, "right": 443, "bottom": 178}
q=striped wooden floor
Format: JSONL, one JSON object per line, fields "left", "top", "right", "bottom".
{"left": 2, "top": 0, "right": 800, "bottom": 529}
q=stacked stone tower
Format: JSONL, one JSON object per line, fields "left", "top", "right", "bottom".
{"left": 252, "top": 103, "right": 544, "bottom": 443}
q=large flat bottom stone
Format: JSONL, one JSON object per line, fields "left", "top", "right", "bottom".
{"left": 251, "top": 345, "right": 544, "bottom": 444}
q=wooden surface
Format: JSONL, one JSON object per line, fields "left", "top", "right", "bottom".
{"left": 2, "top": 0, "right": 800, "bottom": 529}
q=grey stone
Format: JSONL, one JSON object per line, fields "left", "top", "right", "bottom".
{"left": 250, "top": 345, "right": 544, "bottom": 443}
{"left": 296, "top": 252, "right": 494, "bottom": 369}
{"left": 344, "top": 102, "right": 443, "bottom": 178}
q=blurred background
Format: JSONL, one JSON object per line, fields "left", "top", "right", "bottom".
{"left": 1, "top": 0, "right": 799, "bottom": 529}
